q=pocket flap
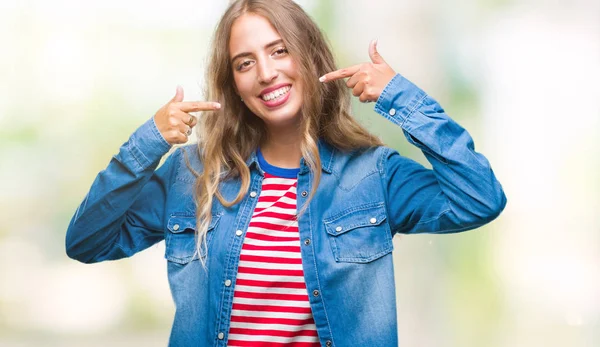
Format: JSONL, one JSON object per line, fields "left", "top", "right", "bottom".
{"left": 165, "top": 213, "right": 222, "bottom": 265}
{"left": 167, "top": 214, "right": 220, "bottom": 233}
{"left": 324, "top": 202, "right": 387, "bottom": 236}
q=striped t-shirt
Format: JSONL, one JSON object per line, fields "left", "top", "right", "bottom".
{"left": 227, "top": 152, "right": 320, "bottom": 346}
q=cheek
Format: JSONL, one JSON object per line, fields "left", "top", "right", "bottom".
{"left": 283, "top": 60, "right": 303, "bottom": 94}
{"left": 285, "top": 60, "right": 300, "bottom": 80}
{"left": 233, "top": 74, "right": 254, "bottom": 97}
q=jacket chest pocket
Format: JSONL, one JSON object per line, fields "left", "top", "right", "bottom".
{"left": 323, "top": 202, "right": 393, "bottom": 263}
{"left": 165, "top": 214, "right": 221, "bottom": 265}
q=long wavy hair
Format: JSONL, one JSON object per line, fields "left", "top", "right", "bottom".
{"left": 189, "top": 0, "right": 383, "bottom": 266}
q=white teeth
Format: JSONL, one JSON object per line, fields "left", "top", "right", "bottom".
{"left": 261, "top": 86, "right": 290, "bottom": 101}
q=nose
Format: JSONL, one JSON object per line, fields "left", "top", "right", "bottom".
{"left": 257, "top": 58, "right": 278, "bottom": 84}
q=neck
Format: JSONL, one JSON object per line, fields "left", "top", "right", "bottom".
{"left": 260, "top": 125, "right": 302, "bottom": 169}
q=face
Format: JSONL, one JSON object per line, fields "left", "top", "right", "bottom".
{"left": 229, "top": 13, "right": 304, "bottom": 131}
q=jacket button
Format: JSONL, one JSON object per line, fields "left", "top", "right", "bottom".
{"left": 250, "top": 191, "right": 257, "bottom": 198}
{"left": 235, "top": 229, "right": 243, "bottom": 236}
{"left": 389, "top": 108, "right": 396, "bottom": 116}
{"left": 217, "top": 332, "right": 224, "bottom": 340}
{"left": 370, "top": 217, "right": 377, "bottom": 224}
{"left": 335, "top": 226, "right": 342, "bottom": 232}
{"left": 325, "top": 341, "right": 332, "bottom": 347}
{"left": 301, "top": 191, "right": 308, "bottom": 197}
{"left": 304, "top": 238, "right": 311, "bottom": 245}
{"left": 173, "top": 224, "right": 180, "bottom": 231}
{"left": 224, "top": 279, "right": 232, "bottom": 287}
{"left": 312, "top": 289, "right": 320, "bottom": 297}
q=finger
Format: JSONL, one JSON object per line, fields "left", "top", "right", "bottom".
{"left": 346, "top": 70, "right": 366, "bottom": 89}
{"left": 359, "top": 90, "right": 373, "bottom": 103}
{"left": 177, "top": 121, "right": 191, "bottom": 135}
{"left": 184, "top": 114, "right": 196, "bottom": 126}
{"left": 188, "top": 115, "right": 198, "bottom": 128}
{"left": 183, "top": 125, "right": 193, "bottom": 136}
{"left": 177, "top": 101, "right": 222, "bottom": 113}
{"left": 171, "top": 85, "right": 184, "bottom": 103}
{"left": 171, "top": 110, "right": 193, "bottom": 125}
{"left": 175, "top": 132, "right": 188, "bottom": 144}
{"left": 369, "top": 39, "right": 386, "bottom": 65}
{"left": 352, "top": 81, "right": 366, "bottom": 97}
{"left": 319, "top": 64, "right": 361, "bottom": 83}
{"left": 168, "top": 129, "right": 188, "bottom": 144}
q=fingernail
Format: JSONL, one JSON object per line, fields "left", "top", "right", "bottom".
{"left": 319, "top": 76, "right": 326, "bottom": 82}
{"left": 215, "top": 102, "right": 221, "bottom": 109}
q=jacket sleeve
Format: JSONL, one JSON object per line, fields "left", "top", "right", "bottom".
{"left": 376, "top": 74, "right": 507, "bottom": 235}
{"left": 65, "top": 117, "right": 177, "bottom": 263}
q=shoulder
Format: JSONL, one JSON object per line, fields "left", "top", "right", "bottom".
{"left": 330, "top": 145, "right": 395, "bottom": 173}
{"left": 327, "top": 146, "right": 394, "bottom": 188}
{"left": 330, "top": 145, "right": 420, "bottom": 184}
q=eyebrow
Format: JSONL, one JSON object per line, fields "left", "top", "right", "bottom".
{"left": 230, "top": 39, "right": 285, "bottom": 64}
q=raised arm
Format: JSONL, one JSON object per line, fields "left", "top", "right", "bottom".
{"left": 66, "top": 87, "right": 220, "bottom": 263}
{"left": 65, "top": 117, "right": 175, "bottom": 263}
{"left": 376, "top": 75, "right": 505, "bottom": 234}
{"left": 320, "top": 40, "right": 506, "bottom": 235}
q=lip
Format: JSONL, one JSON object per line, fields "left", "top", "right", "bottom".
{"left": 259, "top": 85, "right": 292, "bottom": 108}
{"left": 258, "top": 83, "right": 291, "bottom": 97}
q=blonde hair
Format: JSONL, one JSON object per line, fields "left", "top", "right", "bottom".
{"left": 188, "top": 0, "right": 383, "bottom": 266}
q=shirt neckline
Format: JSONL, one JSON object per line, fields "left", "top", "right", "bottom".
{"left": 257, "top": 149, "right": 300, "bottom": 179}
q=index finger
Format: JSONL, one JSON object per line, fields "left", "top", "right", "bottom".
{"left": 319, "top": 64, "right": 361, "bottom": 83}
{"left": 177, "top": 101, "right": 222, "bottom": 112}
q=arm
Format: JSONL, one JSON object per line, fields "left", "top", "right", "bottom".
{"left": 376, "top": 74, "right": 506, "bottom": 234}
{"left": 320, "top": 40, "right": 506, "bottom": 235}
{"left": 65, "top": 118, "right": 175, "bottom": 263}
{"left": 65, "top": 86, "right": 221, "bottom": 263}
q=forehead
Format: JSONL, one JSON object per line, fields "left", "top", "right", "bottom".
{"left": 229, "top": 13, "right": 282, "bottom": 57}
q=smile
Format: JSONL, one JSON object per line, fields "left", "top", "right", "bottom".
{"left": 258, "top": 84, "right": 292, "bottom": 108}
{"left": 260, "top": 85, "right": 291, "bottom": 101}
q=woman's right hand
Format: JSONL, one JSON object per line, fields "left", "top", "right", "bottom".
{"left": 154, "top": 86, "right": 221, "bottom": 145}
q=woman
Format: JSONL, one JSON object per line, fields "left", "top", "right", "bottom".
{"left": 66, "top": 0, "right": 506, "bottom": 346}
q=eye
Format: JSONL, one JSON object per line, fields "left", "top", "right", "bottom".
{"left": 236, "top": 60, "right": 254, "bottom": 71}
{"left": 273, "top": 47, "right": 288, "bottom": 56}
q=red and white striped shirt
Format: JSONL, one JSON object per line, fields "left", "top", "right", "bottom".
{"left": 227, "top": 172, "right": 320, "bottom": 346}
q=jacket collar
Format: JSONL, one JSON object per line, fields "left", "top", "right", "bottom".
{"left": 245, "top": 139, "right": 335, "bottom": 175}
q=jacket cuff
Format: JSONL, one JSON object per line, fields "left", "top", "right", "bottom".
{"left": 120, "top": 117, "right": 172, "bottom": 172}
{"left": 374, "top": 73, "right": 427, "bottom": 127}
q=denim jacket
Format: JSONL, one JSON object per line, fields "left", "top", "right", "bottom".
{"left": 66, "top": 74, "right": 506, "bottom": 346}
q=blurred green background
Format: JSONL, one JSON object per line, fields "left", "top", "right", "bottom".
{"left": 1, "top": 0, "right": 599, "bottom": 346}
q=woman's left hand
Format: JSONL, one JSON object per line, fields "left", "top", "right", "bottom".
{"left": 319, "top": 39, "right": 396, "bottom": 103}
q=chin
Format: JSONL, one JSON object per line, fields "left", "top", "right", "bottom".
{"left": 251, "top": 101, "right": 303, "bottom": 128}
{"left": 260, "top": 110, "right": 302, "bottom": 128}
